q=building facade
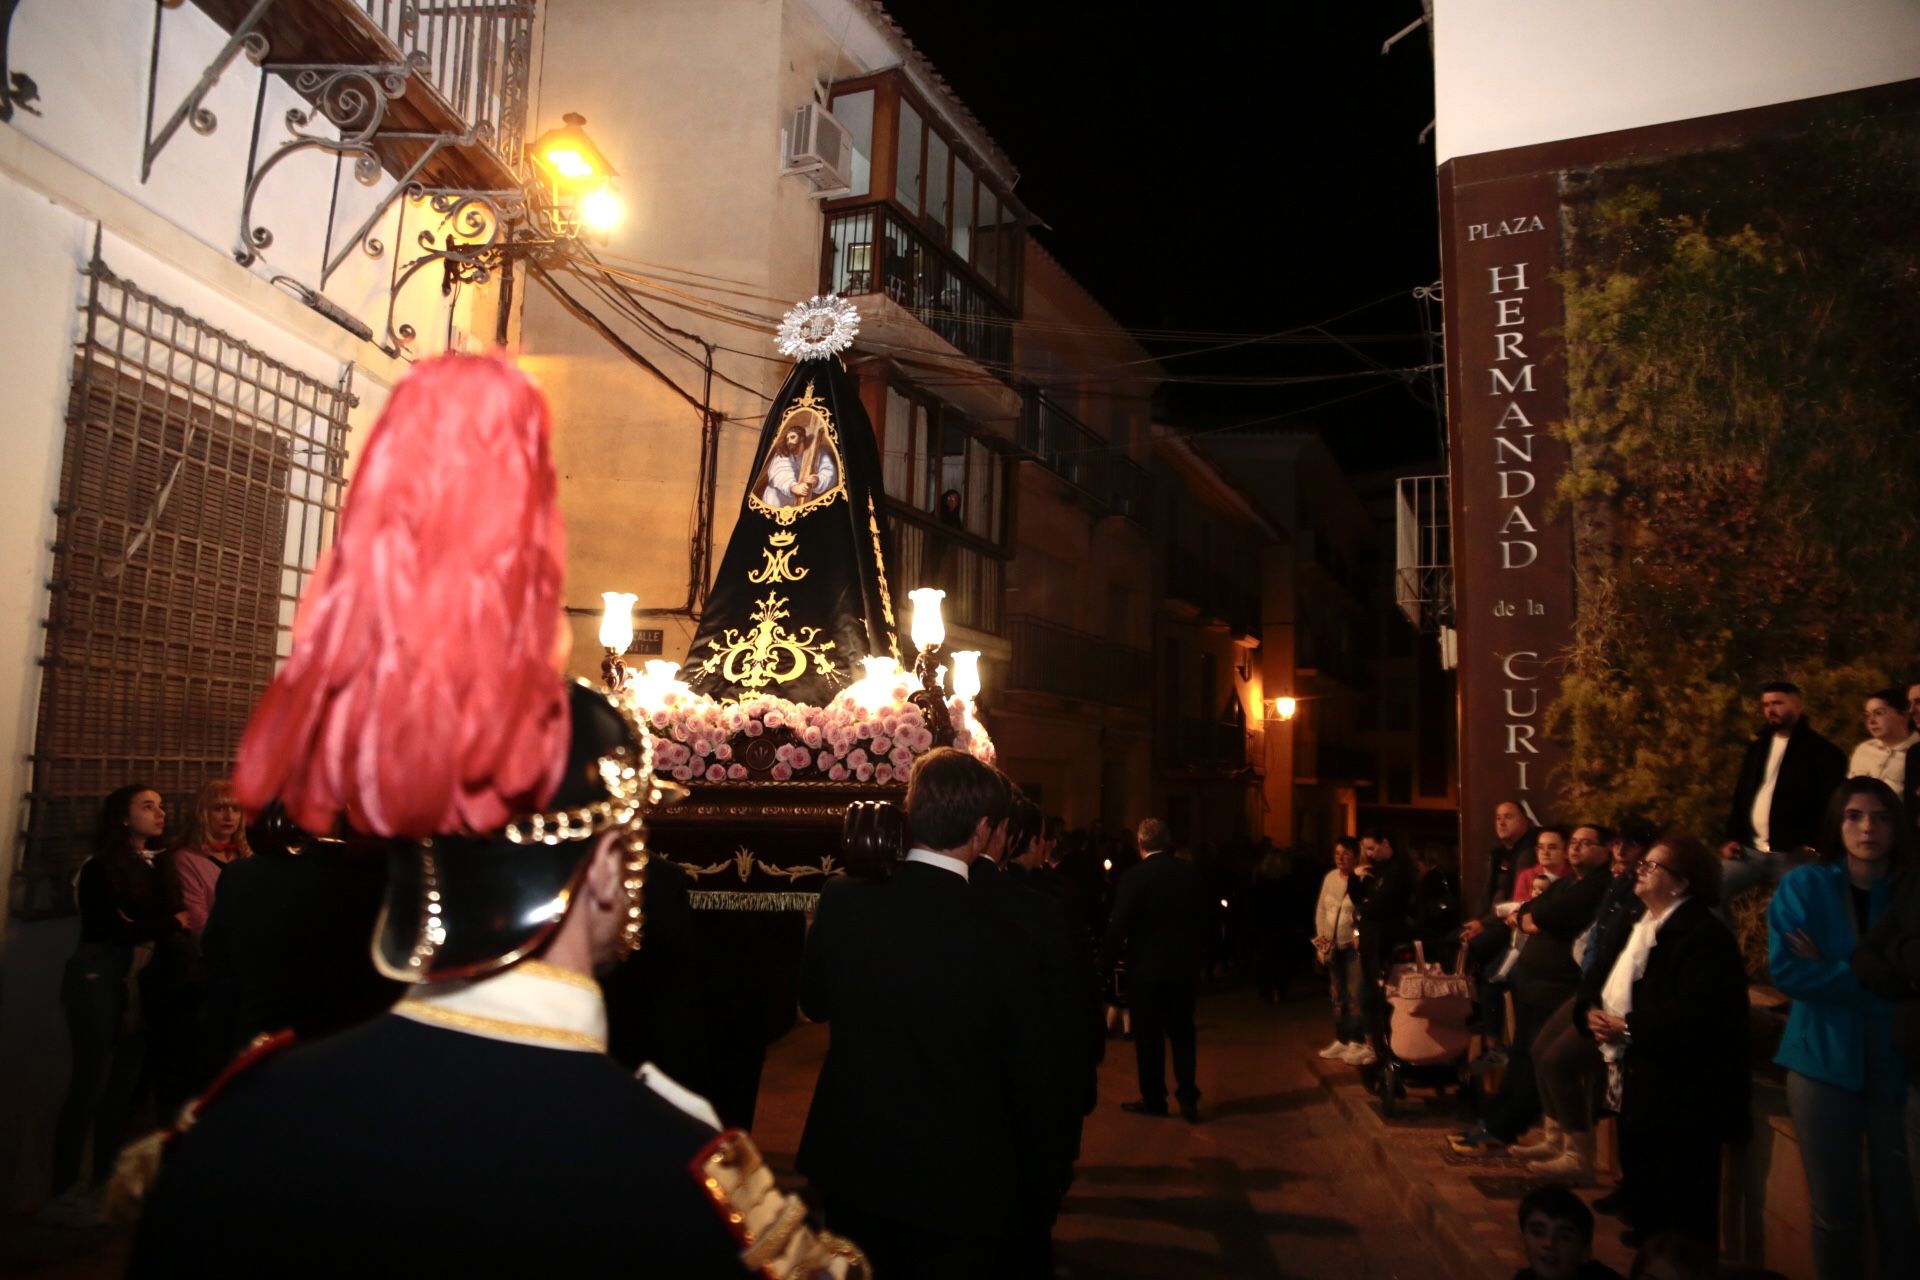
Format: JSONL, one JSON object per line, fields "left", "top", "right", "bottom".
{"left": 0, "top": 0, "right": 558, "bottom": 1203}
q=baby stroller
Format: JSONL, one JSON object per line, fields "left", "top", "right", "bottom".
{"left": 1371, "top": 941, "right": 1478, "bottom": 1117}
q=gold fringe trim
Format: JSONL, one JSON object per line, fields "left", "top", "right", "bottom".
{"left": 513, "top": 958, "right": 603, "bottom": 995}
{"left": 688, "top": 890, "right": 819, "bottom": 912}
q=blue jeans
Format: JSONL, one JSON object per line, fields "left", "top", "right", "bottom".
{"left": 1327, "top": 949, "right": 1363, "bottom": 1043}
{"left": 1720, "top": 844, "right": 1811, "bottom": 912}
{"left": 1786, "top": 1061, "right": 1920, "bottom": 1280}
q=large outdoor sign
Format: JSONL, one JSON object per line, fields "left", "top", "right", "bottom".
{"left": 1440, "top": 165, "right": 1576, "bottom": 893}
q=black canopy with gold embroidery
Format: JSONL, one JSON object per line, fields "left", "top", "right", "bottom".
{"left": 686, "top": 358, "right": 899, "bottom": 705}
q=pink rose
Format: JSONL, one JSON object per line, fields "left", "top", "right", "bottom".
{"left": 854, "top": 762, "right": 874, "bottom": 783}
{"left": 774, "top": 743, "right": 793, "bottom": 764}
{"left": 880, "top": 715, "right": 900, "bottom": 736}
{"left": 829, "top": 765, "right": 849, "bottom": 781}
{"left": 790, "top": 748, "right": 812, "bottom": 771}
{"left": 874, "top": 763, "right": 893, "bottom": 784}
{"left": 650, "top": 709, "right": 670, "bottom": 729}
{"left": 672, "top": 765, "right": 694, "bottom": 782}
{"left": 765, "top": 710, "right": 785, "bottom": 729}
{"left": 714, "top": 742, "right": 732, "bottom": 761}
{"left": 771, "top": 763, "right": 793, "bottom": 781}
{"left": 802, "top": 726, "right": 823, "bottom": 748}
{"left": 871, "top": 735, "right": 892, "bottom": 755}
{"left": 889, "top": 746, "right": 912, "bottom": 769}
{"left": 727, "top": 763, "right": 748, "bottom": 780}
{"left": 848, "top": 748, "right": 869, "bottom": 768}
{"left": 744, "top": 720, "right": 764, "bottom": 737}
{"left": 704, "top": 764, "right": 726, "bottom": 783}
{"left": 692, "top": 738, "right": 712, "bottom": 756}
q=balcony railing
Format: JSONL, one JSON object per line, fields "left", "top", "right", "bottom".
{"left": 1395, "top": 474, "right": 1452, "bottom": 631}
{"left": 888, "top": 504, "right": 1005, "bottom": 636}
{"left": 824, "top": 203, "right": 1013, "bottom": 369}
{"left": 1005, "top": 616, "right": 1151, "bottom": 711}
{"left": 1110, "top": 457, "right": 1150, "bottom": 521}
{"left": 1019, "top": 391, "right": 1106, "bottom": 497}
{"left": 185, "top": 0, "right": 533, "bottom": 185}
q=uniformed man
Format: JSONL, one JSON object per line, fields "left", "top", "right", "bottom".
{"left": 122, "top": 354, "right": 862, "bottom": 1279}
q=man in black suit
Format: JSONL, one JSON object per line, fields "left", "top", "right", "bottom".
{"left": 799, "top": 748, "right": 1049, "bottom": 1278}
{"left": 1104, "top": 817, "right": 1208, "bottom": 1122}
{"left": 1720, "top": 680, "right": 1847, "bottom": 906}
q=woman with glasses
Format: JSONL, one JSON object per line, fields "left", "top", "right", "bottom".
{"left": 1769, "top": 777, "right": 1919, "bottom": 1278}
{"left": 1577, "top": 835, "right": 1748, "bottom": 1252}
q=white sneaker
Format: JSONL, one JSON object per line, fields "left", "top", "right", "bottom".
{"left": 1344, "top": 1043, "right": 1377, "bottom": 1065}
{"left": 1318, "top": 1040, "right": 1348, "bottom": 1059}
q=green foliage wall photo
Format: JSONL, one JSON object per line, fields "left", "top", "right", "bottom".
{"left": 1546, "top": 104, "right": 1920, "bottom": 843}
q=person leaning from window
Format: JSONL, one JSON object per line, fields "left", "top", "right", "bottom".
{"left": 1852, "top": 773, "right": 1920, "bottom": 1241}
{"left": 1577, "top": 835, "right": 1749, "bottom": 1252}
{"left": 1768, "top": 776, "right": 1920, "bottom": 1280}
{"left": 43, "top": 784, "right": 180, "bottom": 1226}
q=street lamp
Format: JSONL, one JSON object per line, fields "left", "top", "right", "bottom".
{"left": 529, "top": 112, "right": 621, "bottom": 236}
{"left": 599, "top": 590, "right": 636, "bottom": 690}
{"left": 1272, "top": 696, "right": 1298, "bottom": 721}
{"left": 906, "top": 587, "right": 955, "bottom": 747}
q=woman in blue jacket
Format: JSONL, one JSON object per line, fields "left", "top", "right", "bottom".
{"left": 1769, "top": 776, "right": 1920, "bottom": 1279}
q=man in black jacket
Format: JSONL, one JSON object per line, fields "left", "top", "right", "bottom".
{"left": 1460, "top": 801, "right": 1539, "bottom": 1037}
{"left": 1348, "top": 828, "right": 1417, "bottom": 1067}
{"left": 1720, "top": 680, "right": 1847, "bottom": 906}
{"left": 799, "top": 749, "right": 1049, "bottom": 1278}
{"left": 1851, "top": 808, "right": 1920, "bottom": 1218}
{"left": 1104, "top": 817, "right": 1208, "bottom": 1122}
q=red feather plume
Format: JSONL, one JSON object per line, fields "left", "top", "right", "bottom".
{"left": 233, "top": 353, "right": 571, "bottom": 838}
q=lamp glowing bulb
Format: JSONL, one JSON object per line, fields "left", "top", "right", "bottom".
{"left": 581, "top": 186, "right": 621, "bottom": 232}
{"left": 908, "top": 587, "right": 946, "bottom": 650}
{"left": 598, "top": 591, "right": 636, "bottom": 652}
{"left": 1103, "top": 858, "right": 1113, "bottom": 873}
{"left": 543, "top": 148, "right": 594, "bottom": 179}
{"left": 950, "top": 650, "right": 981, "bottom": 701}
{"left": 1273, "top": 696, "right": 1298, "bottom": 721}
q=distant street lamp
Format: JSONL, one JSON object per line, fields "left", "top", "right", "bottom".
{"left": 1272, "top": 696, "right": 1298, "bottom": 721}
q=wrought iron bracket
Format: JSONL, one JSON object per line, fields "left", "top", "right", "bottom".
{"left": 141, "top": 0, "right": 276, "bottom": 182}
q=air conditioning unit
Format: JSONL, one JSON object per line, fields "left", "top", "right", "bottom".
{"left": 783, "top": 102, "right": 853, "bottom": 195}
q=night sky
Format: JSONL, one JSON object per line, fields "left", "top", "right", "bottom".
{"left": 880, "top": 1, "right": 1444, "bottom": 472}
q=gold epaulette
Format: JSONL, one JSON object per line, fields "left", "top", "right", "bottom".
{"left": 691, "top": 1130, "right": 870, "bottom": 1280}
{"left": 105, "top": 1030, "right": 297, "bottom": 1222}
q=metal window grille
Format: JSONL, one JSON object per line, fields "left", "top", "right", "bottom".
{"left": 11, "top": 255, "right": 353, "bottom": 918}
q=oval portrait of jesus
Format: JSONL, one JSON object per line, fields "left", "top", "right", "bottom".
{"left": 751, "top": 405, "right": 845, "bottom": 521}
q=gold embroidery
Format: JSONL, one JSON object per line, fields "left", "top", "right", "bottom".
{"left": 694, "top": 1129, "right": 873, "bottom": 1278}
{"left": 392, "top": 999, "right": 608, "bottom": 1052}
{"left": 748, "top": 530, "right": 810, "bottom": 585}
{"left": 692, "top": 591, "right": 838, "bottom": 694}
{"left": 746, "top": 383, "right": 848, "bottom": 527}
{"left": 866, "top": 496, "right": 899, "bottom": 660}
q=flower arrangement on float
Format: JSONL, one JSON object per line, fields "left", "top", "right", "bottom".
{"left": 614, "top": 588, "right": 994, "bottom": 785}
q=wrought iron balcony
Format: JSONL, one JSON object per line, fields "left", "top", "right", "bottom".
{"left": 171, "top": 0, "right": 533, "bottom": 188}
{"left": 1019, "top": 391, "right": 1106, "bottom": 499}
{"left": 1004, "top": 616, "right": 1151, "bottom": 711}
{"left": 824, "top": 203, "right": 1013, "bottom": 370}
{"left": 887, "top": 503, "right": 1006, "bottom": 636}
{"left": 1394, "top": 474, "right": 1453, "bottom": 631}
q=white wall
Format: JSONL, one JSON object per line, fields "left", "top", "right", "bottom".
{"left": 1433, "top": 0, "right": 1920, "bottom": 164}
{"left": 9, "top": 0, "right": 471, "bottom": 352}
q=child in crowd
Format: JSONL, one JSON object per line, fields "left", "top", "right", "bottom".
{"left": 1514, "top": 1185, "right": 1625, "bottom": 1280}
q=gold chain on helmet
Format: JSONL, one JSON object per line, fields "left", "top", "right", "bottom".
{"left": 501, "top": 687, "right": 663, "bottom": 956}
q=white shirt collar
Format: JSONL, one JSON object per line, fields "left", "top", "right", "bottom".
{"left": 394, "top": 959, "right": 608, "bottom": 1053}
{"left": 904, "top": 846, "right": 970, "bottom": 881}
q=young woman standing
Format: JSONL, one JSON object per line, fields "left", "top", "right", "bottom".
{"left": 45, "top": 785, "right": 176, "bottom": 1223}
{"left": 1769, "top": 777, "right": 1920, "bottom": 1279}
